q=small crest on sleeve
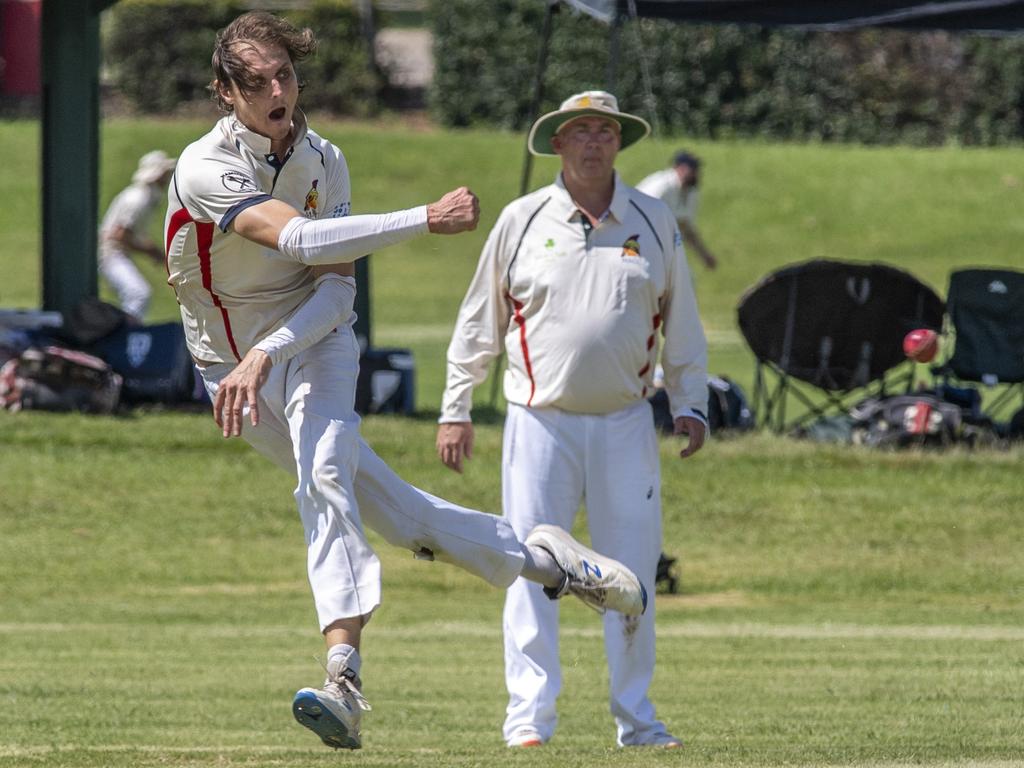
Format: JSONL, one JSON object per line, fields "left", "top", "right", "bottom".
{"left": 221, "top": 171, "right": 258, "bottom": 193}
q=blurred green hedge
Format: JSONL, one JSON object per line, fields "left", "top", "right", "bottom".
{"left": 105, "top": 0, "right": 382, "bottom": 116}
{"left": 429, "top": 0, "right": 1024, "bottom": 146}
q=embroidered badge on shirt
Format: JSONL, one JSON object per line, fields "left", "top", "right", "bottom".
{"left": 621, "top": 234, "right": 641, "bottom": 258}
{"left": 303, "top": 179, "right": 319, "bottom": 218}
{"left": 221, "top": 171, "right": 257, "bottom": 193}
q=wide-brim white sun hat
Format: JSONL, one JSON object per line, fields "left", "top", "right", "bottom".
{"left": 132, "top": 150, "right": 177, "bottom": 184}
{"left": 527, "top": 90, "right": 651, "bottom": 157}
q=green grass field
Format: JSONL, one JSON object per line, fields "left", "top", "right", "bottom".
{"left": 1, "top": 117, "right": 1023, "bottom": 767}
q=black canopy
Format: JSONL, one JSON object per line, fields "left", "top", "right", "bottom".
{"left": 563, "top": 0, "right": 1024, "bottom": 33}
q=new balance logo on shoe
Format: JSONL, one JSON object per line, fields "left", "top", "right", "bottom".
{"left": 525, "top": 524, "right": 646, "bottom": 616}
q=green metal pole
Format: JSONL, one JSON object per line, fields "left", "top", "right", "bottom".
{"left": 41, "top": 0, "right": 103, "bottom": 316}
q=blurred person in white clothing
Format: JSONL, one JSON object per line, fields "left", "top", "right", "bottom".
{"left": 636, "top": 150, "right": 718, "bottom": 270}
{"left": 98, "top": 150, "right": 177, "bottom": 322}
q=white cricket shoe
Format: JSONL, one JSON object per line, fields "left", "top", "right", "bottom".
{"left": 292, "top": 668, "right": 371, "bottom": 750}
{"left": 525, "top": 524, "right": 648, "bottom": 616}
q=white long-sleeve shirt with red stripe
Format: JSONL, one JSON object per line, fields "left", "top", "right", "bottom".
{"left": 164, "top": 110, "right": 351, "bottom": 364}
{"left": 441, "top": 172, "right": 708, "bottom": 423}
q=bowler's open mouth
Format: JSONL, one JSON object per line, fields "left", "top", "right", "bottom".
{"left": 269, "top": 107, "right": 287, "bottom": 121}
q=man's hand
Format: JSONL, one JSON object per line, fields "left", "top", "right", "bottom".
{"left": 437, "top": 421, "right": 474, "bottom": 473}
{"left": 145, "top": 244, "right": 165, "bottom": 265}
{"left": 213, "top": 348, "right": 272, "bottom": 438}
{"left": 673, "top": 415, "right": 707, "bottom": 459}
{"left": 700, "top": 249, "right": 718, "bottom": 270}
{"left": 427, "top": 187, "right": 480, "bottom": 234}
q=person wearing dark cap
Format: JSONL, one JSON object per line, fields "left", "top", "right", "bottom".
{"left": 637, "top": 151, "right": 718, "bottom": 270}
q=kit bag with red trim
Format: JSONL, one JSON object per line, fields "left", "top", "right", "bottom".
{"left": 850, "top": 393, "right": 963, "bottom": 448}
{"left": 0, "top": 346, "right": 122, "bottom": 414}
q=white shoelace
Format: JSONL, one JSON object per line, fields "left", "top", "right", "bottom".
{"left": 317, "top": 656, "right": 373, "bottom": 712}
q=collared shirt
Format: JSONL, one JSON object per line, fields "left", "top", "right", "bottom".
{"left": 441, "top": 172, "right": 708, "bottom": 421}
{"left": 165, "top": 110, "right": 350, "bottom": 363}
{"left": 635, "top": 167, "right": 700, "bottom": 226}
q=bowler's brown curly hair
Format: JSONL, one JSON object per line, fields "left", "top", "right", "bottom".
{"left": 210, "top": 11, "right": 316, "bottom": 113}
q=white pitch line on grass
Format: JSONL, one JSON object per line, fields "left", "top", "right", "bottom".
{"left": 0, "top": 744, "right": 305, "bottom": 758}
{"left": 2, "top": 620, "right": 1023, "bottom": 642}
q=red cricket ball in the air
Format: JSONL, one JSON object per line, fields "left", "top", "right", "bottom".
{"left": 903, "top": 328, "right": 939, "bottom": 363}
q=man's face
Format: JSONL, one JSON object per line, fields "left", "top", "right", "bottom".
{"left": 217, "top": 39, "right": 298, "bottom": 145}
{"left": 676, "top": 162, "right": 699, "bottom": 188}
{"left": 551, "top": 116, "right": 621, "bottom": 183}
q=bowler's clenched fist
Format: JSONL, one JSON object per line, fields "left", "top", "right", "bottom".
{"left": 427, "top": 187, "right": 480, "bottom": 234}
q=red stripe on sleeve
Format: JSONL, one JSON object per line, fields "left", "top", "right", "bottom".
{"left": 507, "top": 292, "right": 536, "bottom": 407}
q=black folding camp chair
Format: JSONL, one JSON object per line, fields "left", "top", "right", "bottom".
{"left": 737, "top": 259, "right": 945, "bottom": 433}
{"left": 934, "top": 268, "right": 1024, "bottom": 423}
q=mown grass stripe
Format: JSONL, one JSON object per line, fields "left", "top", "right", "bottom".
{"left": 3, "top": 621, "right": 1023, "bottom": 641}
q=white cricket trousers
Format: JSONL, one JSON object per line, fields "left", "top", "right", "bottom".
{"left": 501, "top": 400, "right": 669, "bottom": 747}
{"left": 98, "top": 248, "right": 151, "bottom": 322}
{"left": 200, "top": 327, "right": 524, "bottom": 630}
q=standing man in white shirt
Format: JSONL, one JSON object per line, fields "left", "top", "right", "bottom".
{"left": 166, "top": 13, "right": 646, "bottom": 753}
{"left": 98, "top": 150, "right": 177, "bottom": 322}
{"left": 437, "top": 91, "right": 708, "bottom": 749}
{"left": 636, "top": 150, "right": 718, "bottom": 270}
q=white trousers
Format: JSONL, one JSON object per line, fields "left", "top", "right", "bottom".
{"left": 201, "top": 327, "right": 524, "bottom": 630}
{"left": 501, "top": 401, "right": 670, "bottom": 747}
{"left": 98, "top": 249, "right": 151, "bottom": 322}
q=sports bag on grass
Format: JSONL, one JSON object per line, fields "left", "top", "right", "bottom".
{"left": 850, "top": 394, "right": 962, "bottom": 448}
{"left": 0, "top": 346, "right": 122, "bottom": 414}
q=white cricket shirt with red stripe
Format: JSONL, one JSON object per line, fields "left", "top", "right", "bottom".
{"left": 164, "top": 110, "right": 350, "bottom": 363}
{"left": 441, "top": 172, "right": 707, "bottom": 422}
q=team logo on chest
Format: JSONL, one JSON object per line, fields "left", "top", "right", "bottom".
{"left": 621, "top": 234, "right": 641, "bottom": 258}
{"left": 303, "top": 179, "right": 320, "bottom": 218}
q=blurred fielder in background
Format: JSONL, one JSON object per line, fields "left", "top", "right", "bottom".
{"left": 164, "top": 12, "right": 646, "bottom": 752}
{"left": 637, "top": 150, "right": 719, "bottom": 270}
{"left": 98, "top": 150, "right": 177, "bottom": 322}
{"left": 438, "top": 91, "right": 708, "bottom": 748}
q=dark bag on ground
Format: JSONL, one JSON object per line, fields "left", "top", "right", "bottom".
{"left": 649, "top": 375, "right": 755, "bottom": 434}
{"left": 707, "top": 375, "right": 755, "bottom": 432}
{"left": 355, "top": 347, "right": 415, "bottom": 415}
{"left": 850, "top": 393, "right": 963, "bottom": 448}
{"left": 0, "top": 346, "right": 122, "bottom": 413}
{"left": 656, "top": 553, "right": 680, "bottom": 594}
{"left": 88, "top": 322, "right": 200, "bottom": 405}
{"left": 53, "top": 298, "right": 129, "bottom": 347}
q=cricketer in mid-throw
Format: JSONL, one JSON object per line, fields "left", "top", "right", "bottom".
{"left": 163, "top": 11, "right": 647, "bottom": 751}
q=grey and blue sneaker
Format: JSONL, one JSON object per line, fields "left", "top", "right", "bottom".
{"left": 292, "top": 663, "right": 371, "bottom": 750}
{"left": 525, "top": 524, "right": 648, "bottom": 617}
